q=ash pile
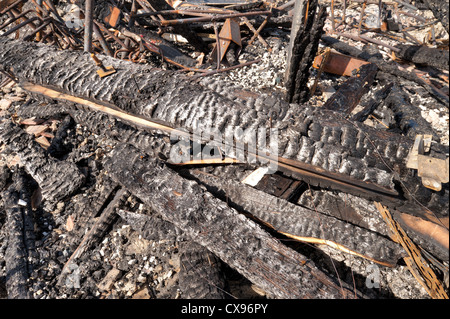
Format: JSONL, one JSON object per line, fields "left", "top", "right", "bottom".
{"left": 0, "top": 0, "right": 448, "bottom": 300}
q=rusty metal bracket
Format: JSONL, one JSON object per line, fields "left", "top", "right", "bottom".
{"left": 406, "top": 134, "right": 449, "bottom": 191}
{"left": 90, "top": 53, "right": 116, "bottom": 78}
{"left": 210, "top": 18, "right": 241, "bottom": 63}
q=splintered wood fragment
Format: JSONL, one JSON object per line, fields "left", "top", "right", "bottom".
{"left": 35, "top": 136, "right": 51, "bottom": 149}
{"left": 19, "top": 118, "right": 46, "bottom": 125}
{"left": 25, "top": 124, "right": 50, "bottom": 137}
{"left": 104, "top": 143, "right": 359, "bottom": 299}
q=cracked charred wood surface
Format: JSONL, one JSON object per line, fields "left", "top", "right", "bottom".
{"left": 178, "top": 240, "right": 228, "bottom": 299}
{"left": 184, "top": 169, "right": 405, "bottom": 267}
{"left": 117, "top": 209, "right": 183, "bottom": 242}
{"left": 0, "top": 120, "right": 85, "bottom": 203}
{"left": 0, "top": 38, "right": 448, "bottom": 221}
{"left": 421, "top": 0, "right": 449, "bottom": 31}
{"left": 104, "top": 143, "right": 359, "bottom": 299}
{"left": 3, "top": 169, "right": 34, "bottom": 299}
{"left": 383, "top": 85, "right": 440, "bottom": 139}
{"left": 285, "top": 0, "right": 326, "bottom": 104}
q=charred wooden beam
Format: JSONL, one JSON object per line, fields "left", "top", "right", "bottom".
{"left": 0, "top": 120, "right": 85, "bottom": 203}
{"left": 395, "top": 44, "right": 449, "bottom": 71}
{"left": 323, "top": 63, "right": 378, "bottom": 114}
{"left": 350, "top": 83, "right": 394, "bottom": 122}
{"left": 0, "top": 38, "right": 448, "bottom": 222}
{"left": 183, "top": 169, "right": 405, "bottom": 267}
{"left": 104, "top": 143, "right": 359, "bottom": 299}
{"left": 383, "top": 85, "right": 441, "bottom": 139}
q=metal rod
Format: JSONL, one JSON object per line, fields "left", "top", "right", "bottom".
{"left": 159, "top": 10, "right": 272, "bottom": 26}
{"left": 93, "top": 22, "right": 113, "bottom": 57}
{"left": 1, "top": 16, "right": 40, "bottom": 37}
{"left": 84, "top": 0, "right": 94, "bottom": 52}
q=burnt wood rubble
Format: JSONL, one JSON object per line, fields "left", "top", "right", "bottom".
{"left": 0, "top": 0, "right": 449, "bottom": 300}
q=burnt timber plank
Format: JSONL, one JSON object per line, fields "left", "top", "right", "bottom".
{"left": 0, "top": 37, "right": 448, "bottom": 221}
{"left": 184, "top": 169, "right": 405, "bottom": 267}
{"left": 104, "top": 143, "right": 359, "bottom": 299}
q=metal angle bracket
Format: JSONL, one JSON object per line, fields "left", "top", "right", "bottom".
{"left": 406, "top": 134, "right": 449, "bottom": 191}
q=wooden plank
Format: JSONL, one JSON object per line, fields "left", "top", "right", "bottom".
{"left": 104, "top": 143, "right": 359, "bottom": 299}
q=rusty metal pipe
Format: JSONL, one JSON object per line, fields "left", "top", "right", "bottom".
{"left": 23, "top": 19, "right": 52, "bottom": 41}
{"left": 84, "top": 0, "right": 94, "bottom": 52}
{"left": 0, "top": 9, "right": 37, "bottom": 30}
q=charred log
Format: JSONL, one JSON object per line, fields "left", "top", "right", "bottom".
{"left": 395, "top": 44, "right": 449, "bottom": 71}
{"left": 323, "top": 63, "right": 378, "bottom": 114}
{"left": 0, "top": 120, "right": 85, "bottom": 203}
{"left": 183, "top": 169, "right": 405, "bottom": 267}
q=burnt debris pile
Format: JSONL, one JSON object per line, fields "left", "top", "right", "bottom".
{"left": 0, "top": 0, "right": 449, "bottom": 299}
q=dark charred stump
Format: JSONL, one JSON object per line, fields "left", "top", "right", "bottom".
{"left": 285, "top": 0, "right": 327, "bottom": 104}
